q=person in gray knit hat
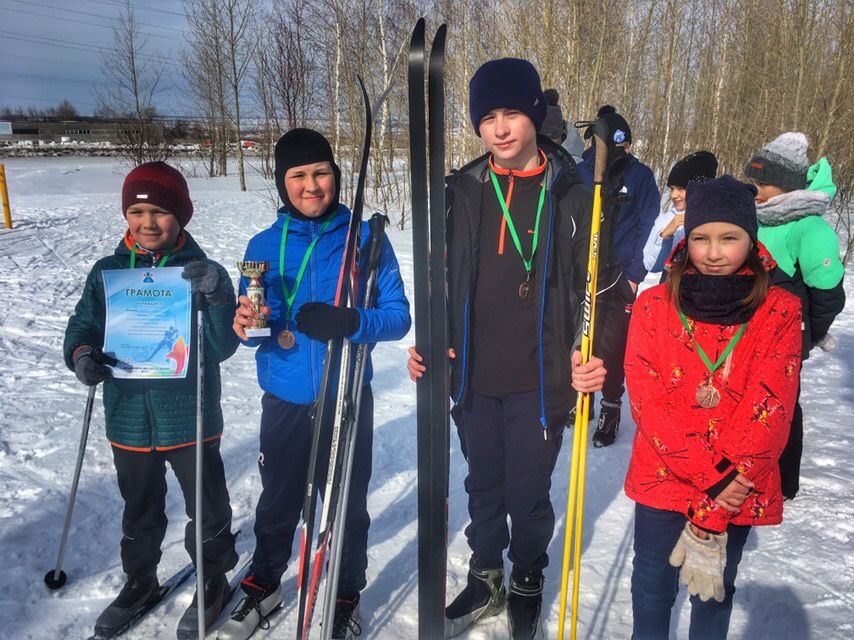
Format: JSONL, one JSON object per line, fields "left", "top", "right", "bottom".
{"left": 743, "top": 131, "right": 846, "bottom": 500}
{"left": 744, "top": 131, "right": 810, "bottom": 192}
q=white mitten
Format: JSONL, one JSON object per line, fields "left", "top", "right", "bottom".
{"left": 668, "top": 522, "right": 727, "bottom": 602}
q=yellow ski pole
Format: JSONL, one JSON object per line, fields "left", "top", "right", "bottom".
{"left": 556, "top": 130, "right": 608, "bottom": 640}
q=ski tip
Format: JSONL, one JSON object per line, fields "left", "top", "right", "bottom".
{"left": 431, "top": 23, "right": 448, "bottom": 57}
{"left": 410, "top": 17, "right": 426, "bottom": 52}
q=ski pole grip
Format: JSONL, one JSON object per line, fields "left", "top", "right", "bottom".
{"left": 91, "top": 347, "right": 119, "bottom": 367}
{"left": 368, "top": 213, "right": 389, "bottom": 267}
{"left": 193, "top": 290, "right": 207, "bottom": 312}
{"left": 593, "top": 134, "right": 608, "bottom": 185}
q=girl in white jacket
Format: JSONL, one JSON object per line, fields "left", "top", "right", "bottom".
{"left": 644, "top": 151, "right": 718, "bottom": 273}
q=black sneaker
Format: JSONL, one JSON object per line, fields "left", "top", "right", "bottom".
{"left": 217, "top": 576, "right": 282, "bottom": 640}
{"left": 331, "top": 593, "right": 362, "bottom": 639}
{"left": 176, "top": 573, "right": 229, "bottom": 639}
{"left": 592, "top": 400, "right": 621, "bottom": 448}
{"left": 445, "top": 559, "right": 506, "bottom": 637}
{"left": 94, "top": 573, "right": 160, "bottom": 638}
{"left": 506, "top": 570, "right": 544, "bottom": 639}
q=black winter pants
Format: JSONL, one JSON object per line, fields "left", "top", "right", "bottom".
{"left": 250, "top": 389, "right": 373, "bottom": 597}
{"left": 111, "top": 440, "right": 238, "bottom": 579}
{"left": 594, "top": 277, "right": 636, "bottom": 405}
{"left": 457, "top": 390, "right": 563, "bottom": 573}
{"left": 778, "top": 385, "right": 803, "bottom": 499}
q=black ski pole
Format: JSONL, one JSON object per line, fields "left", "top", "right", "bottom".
{"left": 193, "top": 290, "right": 206, "bottom": 640}
{"left": 318, "top": 212, "right": 389, "bottom": 637}
{"left": 45, "top": 348, "right": 118, "bottom": 590}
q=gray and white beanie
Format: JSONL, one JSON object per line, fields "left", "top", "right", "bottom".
{"left": 744, "top": 132, "right": 809, "bottom": 191}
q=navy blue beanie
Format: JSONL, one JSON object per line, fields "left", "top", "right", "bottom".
{"left": 685, "top": 175, "right": 758, "bottom": 242}
{"left": 469, "top": 58, "right": 547, "bottom": 135}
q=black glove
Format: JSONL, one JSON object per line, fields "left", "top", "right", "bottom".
{"left": 295, "top": 302, "right": 360, "bottom": 342}
{"left": 181, "top": 261, "right": 227, "bottom": 306}
{"left": 73, "top": 346, "right": 113, "bottom": 386}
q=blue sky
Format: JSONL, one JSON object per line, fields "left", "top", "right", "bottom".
{"left": 0, "top": 0, "right": 197, "bottom": 117}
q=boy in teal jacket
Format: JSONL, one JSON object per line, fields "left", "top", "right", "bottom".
{"left": 64, "top": 162, "right": 239, "bottom": 639}
{"left": 745, "top": 132, "right": 846, "bottom": 499}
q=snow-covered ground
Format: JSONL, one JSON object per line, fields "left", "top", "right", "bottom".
{"left": 0, "top": 157, "right": 851, "bottom": 640}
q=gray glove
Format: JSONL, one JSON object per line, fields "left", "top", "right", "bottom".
{"left": 181, "top": 261, "right": 227, "bottom": 305}
{"left": 73, "top": 346, "right": 112, "bottom": 386}
{"left": 669, "top": 522, "right": 728, "bottom": 603}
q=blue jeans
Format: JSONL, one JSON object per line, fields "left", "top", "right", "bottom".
{"left": 631, "top": 503, "right": 751, "bottom": 640}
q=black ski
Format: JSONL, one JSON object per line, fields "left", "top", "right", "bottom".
{"left": 296, "top": 76, "right": 373, "bottom": 640}
{"left": 409, "top": 18, "right": 450, "bottom": 640}
{"left": 87, "top": 562, "right": 195, "bottom": 640}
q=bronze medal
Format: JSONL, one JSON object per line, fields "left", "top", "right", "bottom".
{"left": 278, "top": 329, "right": 296, "bottom": 350}
{"left": 696, "top": 383, "right": 720, "bottom": 409}
{"left": 519, "top": 271, "right": 533, "bottom": 301}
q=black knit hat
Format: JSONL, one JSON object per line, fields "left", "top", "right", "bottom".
{"left": 583, "top": 105, "right": 631, "bottom": 145}
{"left": 469, "top": 58, "right": 547, "bottom": 134}
{"left": 667, "top": 151, "right": 718, "bottom": 188}
{"left": 274, "top": 128, "right": 341, "bottom": 217}
{"left": 685, "top": 175, "right": 758, "bottom": 242}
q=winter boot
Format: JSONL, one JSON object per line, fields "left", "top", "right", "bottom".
{"left": 216, "top": 576, "right": 282, "bottom": 640}
{"left": 592, "top": 400, "right": 621, "bottom": 448}
{"left": 93, "top": 573, "right": 161, "bottom": 639}
{"left": 331, "top": 593, "right": 362, "bottom": 639}
{"left": 445, "top": 558, "right": 506, "bottom": 637}
{"left": 176, "top": 573, "right": 229, "bottom": 639}
{"left": 567, "top": 394, "right": 595, "bottom": 428}
{"left": 506, "top": 569, "right": 545, "bottom": 639}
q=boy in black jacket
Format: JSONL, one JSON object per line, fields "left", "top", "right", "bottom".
{"left": 408, "top": 59, "right": 606, "bottom": 639}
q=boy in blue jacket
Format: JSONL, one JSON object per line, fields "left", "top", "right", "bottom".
{"left": 64, "top": 161, "right": 239, "bottom": 639}
{"left": 222, "top": 129, "right": 410, "bottom": 640}
{"left": 575, "top": 105, "right": 660, "bottom": 447}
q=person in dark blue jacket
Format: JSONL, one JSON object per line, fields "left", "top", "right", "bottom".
{"left": 223, "top": 129, "right": 411, "bottom": 640}
{"left": 575, "top": 105, "right": 660, "bottom": 448}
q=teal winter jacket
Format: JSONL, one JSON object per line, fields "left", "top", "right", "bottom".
{"left": 63, "top": 231, "right": 239, "bottom": 450}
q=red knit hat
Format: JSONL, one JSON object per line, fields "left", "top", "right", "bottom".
{"left": 122, "top": 161, "right": 193, "bottom": 227}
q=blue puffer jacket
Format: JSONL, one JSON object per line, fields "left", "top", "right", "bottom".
{"left": 240, "top": 205, "right": 411, "bottom": 405}
{"left": 576, "top": 146, "right": 660, "bottom": 285}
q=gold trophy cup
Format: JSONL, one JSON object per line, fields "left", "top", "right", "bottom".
{"left": 237, "top": 261, "right": 272, "bottom": 337}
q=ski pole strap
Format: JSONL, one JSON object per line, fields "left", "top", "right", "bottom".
{"left": 279, "top": 215, "right": 334, "bottom": 323}
{"left": 488, "top": 169, "right": 546, "bottom": 275}
{"left": 677, "top": 311, "right": 747, "bottom": 374}
{"left": 129, "top": 245, "right": 170, "bottom": 269}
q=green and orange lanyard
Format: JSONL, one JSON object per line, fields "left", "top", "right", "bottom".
{"left": 488, "top": 151, "right": 547, "bottom": 298}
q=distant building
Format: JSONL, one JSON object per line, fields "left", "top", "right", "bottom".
{"left": 0, "top": 120, "right": 165, "bottom": 144}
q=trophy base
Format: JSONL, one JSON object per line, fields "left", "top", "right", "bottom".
{"left": 245, "top": 327, "right": 272, "bottom": 338}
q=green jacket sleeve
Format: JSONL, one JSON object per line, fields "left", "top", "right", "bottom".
{"left": 793, "top": 216, "right": 845, "bottom": 290}
{"left": 63, "top": 265, "right": 106, "bottom": 370}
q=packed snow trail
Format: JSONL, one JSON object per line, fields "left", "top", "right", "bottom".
{"left": 0, "top": 157, "right": 851, "bottom": 639}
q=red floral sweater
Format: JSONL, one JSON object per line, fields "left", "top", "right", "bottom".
{"left": 624, "top": 283, "right": 802, "bottom": 533}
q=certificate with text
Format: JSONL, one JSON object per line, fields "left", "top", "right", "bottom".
{"left": 102, "top": 267, "right": 192, "bottom": 379}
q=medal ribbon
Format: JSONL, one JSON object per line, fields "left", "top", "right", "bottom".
{"left": 279, "top": 215, "right": 334, "bottom": 323}
{"left": 677, "top": 311, "right": 747, "bottom": 375}
{"left": 489, "top": 169, "right": 546, "bottom": 275}
{"left": 129, "top": 245, "right": 170, "bottom": 269}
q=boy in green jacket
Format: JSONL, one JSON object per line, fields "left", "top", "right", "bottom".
{"left": 63, "top": 162, "right": 239, "bottom": 639}
{"left": 745, "top": 132, "right": 846, "bottom": 499}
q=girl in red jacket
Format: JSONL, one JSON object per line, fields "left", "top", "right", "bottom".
{"left": 624, "top": 175, "right": 802, "bottom": 640}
